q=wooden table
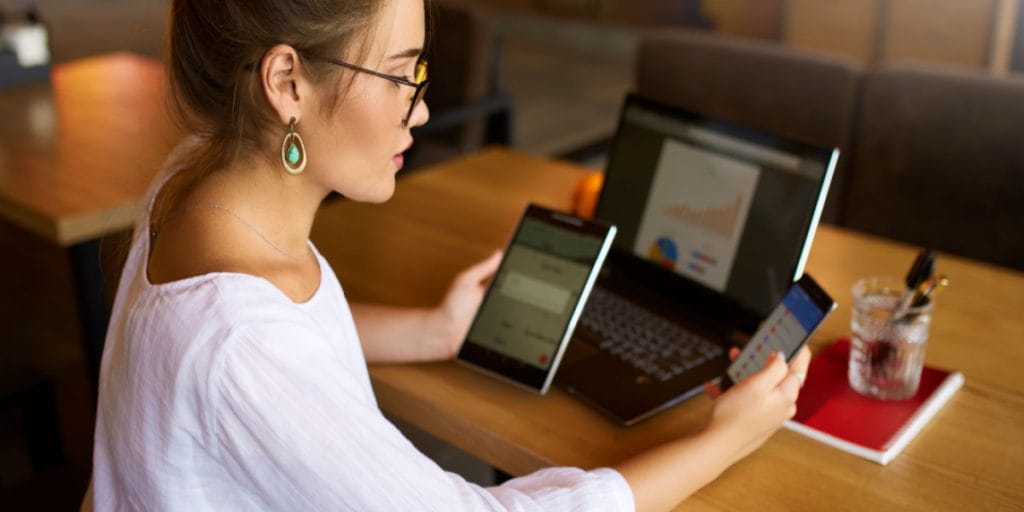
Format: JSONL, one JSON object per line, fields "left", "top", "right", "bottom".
{"left": 0, "top": 53, "right": 182, "bottom": 380}
{"left": 310, "top": 148, "right": 1024, "bottom": 511}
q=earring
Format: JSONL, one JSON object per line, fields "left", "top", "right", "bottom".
{"left": 281, "top": 117, "right": 307, "bottom": 175}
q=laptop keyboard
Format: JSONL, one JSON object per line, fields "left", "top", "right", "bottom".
{"left": 579, "top": 288, "right": 724, "bottom": 382}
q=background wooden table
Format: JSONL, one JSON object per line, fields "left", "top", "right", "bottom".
{"left": 311, "top": 148, "right": 1024, "bottom": 511}
{"left": 0, "top": 53, "right": 181, "bottom": 382}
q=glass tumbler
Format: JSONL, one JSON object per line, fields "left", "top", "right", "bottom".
{"left": 848, "top": 276, "right": 933, "bottom": 400}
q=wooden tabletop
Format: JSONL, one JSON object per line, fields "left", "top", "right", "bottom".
{"left": 0, "top": 53, "right": 180, "bottom": 246}
{"left": 310, "top": 148, "right": 1024, "bottom": 511}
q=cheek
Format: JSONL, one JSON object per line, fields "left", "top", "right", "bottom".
{"left": 313, "top": 88, "right": 402, "bottom": 201}
{"left": 337, "top": 84, "right": 401, "bottom": 154}
{"left": 341, "top": 99, "right": 399, "bottom": 169}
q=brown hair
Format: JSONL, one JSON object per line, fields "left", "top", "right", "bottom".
{"left": 154, "top": 0, "right": 385, "bottom": 233}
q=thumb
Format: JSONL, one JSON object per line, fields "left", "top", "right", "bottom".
{"left": 459, "top": 250, "right": 502, "bottom": 285}
{"left": 746, "top": 351, "right": 789, "bottom": 390}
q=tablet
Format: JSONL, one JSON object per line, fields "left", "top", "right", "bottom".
{"left": 457, "top": 204, "right": 616, "bottom": 394}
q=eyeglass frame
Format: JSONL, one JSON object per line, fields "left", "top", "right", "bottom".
{"left": 309, "top": 55, "right": 430, "bottom": 126}
{"left": 244, "top": 54, "right": 429, "bottom": 126}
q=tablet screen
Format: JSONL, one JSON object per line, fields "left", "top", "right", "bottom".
{"left": 459, "top": 205, "right": 615, "bottom": 392}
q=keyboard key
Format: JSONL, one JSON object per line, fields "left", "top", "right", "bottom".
{"left": 581, "top": 289, "right": 720, "bottom": 380}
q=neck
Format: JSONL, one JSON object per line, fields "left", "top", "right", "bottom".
{"left": 188, "top": 153, "right": 329, "bottom": 257}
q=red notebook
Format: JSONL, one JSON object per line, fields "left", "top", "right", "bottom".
{"left": 783, "top": 338, "right": 964, "bottom": 465}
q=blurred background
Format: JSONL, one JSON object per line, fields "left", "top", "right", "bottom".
{"left": 1, "top": 0, "right": 1022, "bottom": 509}
{"left": 13, "top": 0, "right": 1024, "bottom": 159}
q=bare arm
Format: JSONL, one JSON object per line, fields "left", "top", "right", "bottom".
{"left": 351, "top": 251, "right": 502, "bottom": 364}
{"left": 349, "top": 304, "right": 454, "bottom": 363}
{"left": 614, "top": 426, "right": 736, "bottom": 512}
{"left": 616, "top": 347, "right": 810, "bottom": 512}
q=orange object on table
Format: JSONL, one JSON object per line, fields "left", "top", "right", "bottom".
{"left": 572, "top": 171, "right": 604, "bottom": 219}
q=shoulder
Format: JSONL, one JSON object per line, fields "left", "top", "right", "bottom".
{"left": 126, "top": 273, "right": 327, "bottom": 368}
{"left": 112, "top": 278, "right": 337, "bottom": 443}
{"left": 148, "top": 207, "right": 265, "bottom": 284}
{"left": 216, "top": 316, "right": 339, "bottom": 387}
{"left": 121, "top": 276, "right": 336, "bottom": 413}
{"left": 148, "top": 209, "right": 320, "bottom": 303}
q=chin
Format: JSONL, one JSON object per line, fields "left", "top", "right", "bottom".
{"left": 350, "top": 179, "right": 397, "bottom": 204}
{"left": 328, "top": 162, "right": 398, "bottom": 203}
{"left": 368, "top": 189, "right": 396, "bottom": 204}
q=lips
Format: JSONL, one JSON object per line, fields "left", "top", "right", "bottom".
{"left": 393, "top": 140, "right": 414, "bottom": 170}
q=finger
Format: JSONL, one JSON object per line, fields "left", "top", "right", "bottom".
{"left": 728, "top": 347, "right": 741, "bottom": 361}
{"left": 794, "top": 371, "right": 807, "bottom": 389}
{"left": 459, "top": 250, "right": 503, "bottom": 284}
{"left": 703, "top": 380, "right": 722, "bottom": 400}
{"left": 748, "top": 351, "right": 789, "bottom": 389}
{"left": 786, "top": 403, "right": 798, "bottom": 420}
{"left": 789, "top": 345, "right": 811, "bottom": 376}
{"left": 776, "top": 371, "right": 802, "bottom": 403}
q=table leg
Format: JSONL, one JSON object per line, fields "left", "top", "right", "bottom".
{"left": 68, "top": 239, "right": 109, "bottom": 387}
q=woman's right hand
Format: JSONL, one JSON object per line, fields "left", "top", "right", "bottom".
{"left": 703, "top": 346, "right": 811, "bottom": 466}
{"left": 615, "top": 346, "right": 812, "bottom": 512}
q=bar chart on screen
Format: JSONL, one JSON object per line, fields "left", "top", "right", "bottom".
{"left": 662, "top": 194, "right": 744, "bottom": 239}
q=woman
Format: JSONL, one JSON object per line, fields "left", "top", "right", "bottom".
{"left": 86, "top": 0, "right": 810, "bottom": 510}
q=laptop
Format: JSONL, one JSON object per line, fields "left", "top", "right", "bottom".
{"left": 555, "top": 93, "right": 838, "bottom": 425}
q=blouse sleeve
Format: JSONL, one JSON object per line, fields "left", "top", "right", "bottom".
{"left": 210, "top": 322, "right": 635, "bottom": 512}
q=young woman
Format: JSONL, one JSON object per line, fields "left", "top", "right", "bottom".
{"left": 86, "top": 0, "right": 810, "bottom": 510}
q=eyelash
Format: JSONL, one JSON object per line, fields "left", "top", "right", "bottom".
{"left": 394, "top": 73, "right": 415, "bottom": 89}
{"left": 387, "top": 68, "right": 411, "bottom": 86}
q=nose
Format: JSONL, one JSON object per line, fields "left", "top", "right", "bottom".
{"left": 409, "top": 99, "right": 430, "bottom": 128}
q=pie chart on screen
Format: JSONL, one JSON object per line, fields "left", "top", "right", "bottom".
{"left": 648, "top": 236, "right": 678, "bottom": 270}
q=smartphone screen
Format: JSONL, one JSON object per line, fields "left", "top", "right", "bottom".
{"left": 724, "top": 274, "right": 835, "bottom": 387}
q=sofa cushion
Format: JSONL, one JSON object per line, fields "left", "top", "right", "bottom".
{"left": 844, "top": 65, "right": 1024, "bottom": 270}
{"left": 637, "top": 29, "right": 862, "bottom": 223}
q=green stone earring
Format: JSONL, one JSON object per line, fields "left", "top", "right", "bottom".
{"left": 280, "top": 117, "right": 307, "bottom": 175}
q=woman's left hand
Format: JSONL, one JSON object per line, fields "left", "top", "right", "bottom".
{"left": 433, "top": 250, "right": 503, "bottom": 358}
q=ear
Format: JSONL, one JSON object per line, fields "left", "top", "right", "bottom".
{"left": 259, "top": 44, "right": 307, "bottom": 127}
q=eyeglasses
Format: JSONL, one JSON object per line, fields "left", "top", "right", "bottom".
{"left": 313, "top": 56, "right": 430, "bottom": 126}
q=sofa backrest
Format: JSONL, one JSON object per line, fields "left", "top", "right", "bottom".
{"left": 844, "top": 65, "right": 1024, "bottom": 271}
{"left": 636, "top": 28, "right": 863, "bottom": 223}
{"left": 420, "top": 0, "right": 501, "bottom": 151}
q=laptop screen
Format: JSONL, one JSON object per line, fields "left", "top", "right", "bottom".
{"left": 596, "top": 95, "right": 836, "bottom": 318}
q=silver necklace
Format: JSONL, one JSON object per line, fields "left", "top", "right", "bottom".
{"left": 174, "top": 203, "right": 309, "bottom": 260}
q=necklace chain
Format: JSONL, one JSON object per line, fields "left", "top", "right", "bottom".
{"left": 166, "top": 203, "right": 309, "bottom": 260}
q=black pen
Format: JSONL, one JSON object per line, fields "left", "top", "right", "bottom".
{"left": 911, "top": 274, "right": 949, "bottom": 308}
{"left": 894, "top": 249, "right": 935, "bottom": 320}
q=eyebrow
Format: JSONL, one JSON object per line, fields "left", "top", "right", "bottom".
{"left": 389, "top": 48, "right": 423, "bottom": 60}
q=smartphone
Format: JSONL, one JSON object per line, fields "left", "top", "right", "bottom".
{"left": 457, "top": 204, "right": 616, "bottom": 394}
{"left": 719, "top": 273, "right": 836, "bottom": 391}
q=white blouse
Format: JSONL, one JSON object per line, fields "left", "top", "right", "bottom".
{"left": 86, "top": 142, "right": 635, "bottom": 511}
